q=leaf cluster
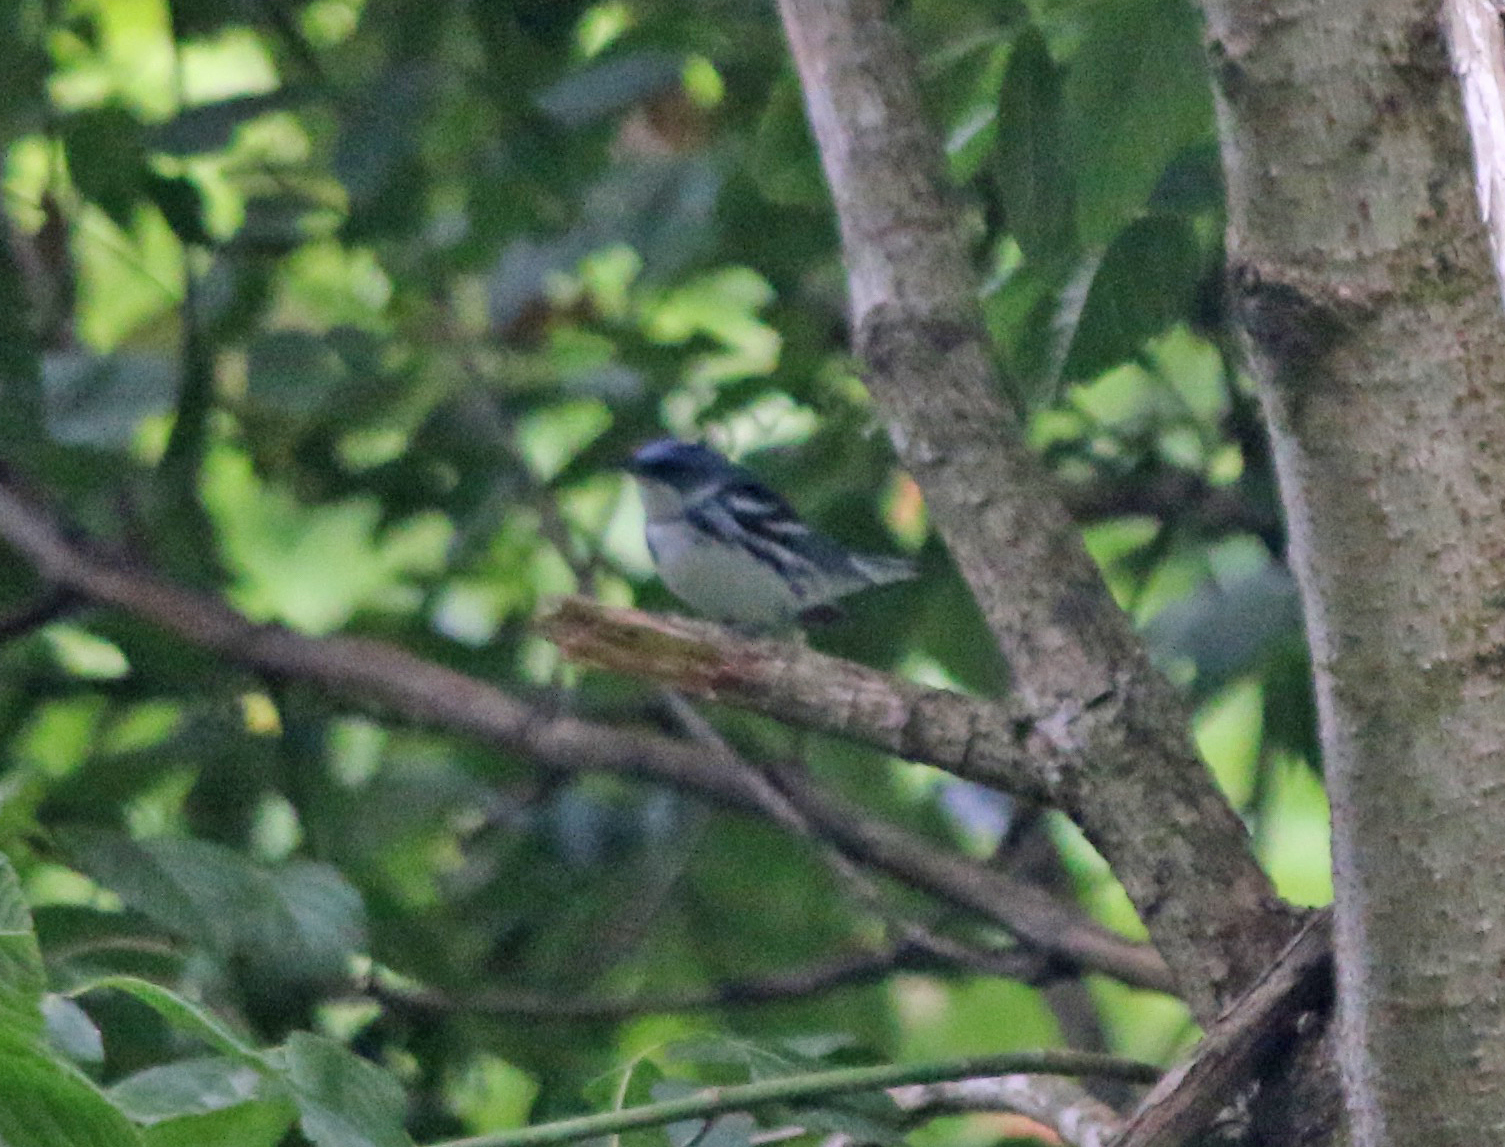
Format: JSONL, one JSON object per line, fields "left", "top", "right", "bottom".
{"left": 0, "top": 0, "right": 1326, "bottom": 1143}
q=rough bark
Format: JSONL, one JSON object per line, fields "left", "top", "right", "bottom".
{"left": 775, "top": 0, "right": 1298, "bottom": 1027}
{"left": 1114, "top": 909, "right": 1333, "bottom": 1147}
{"left": 1446, "top": 0, "right": 1505, "bottom": 297}
{"left": 1201, "top": 0, "right": 1505, "bottom": 1140}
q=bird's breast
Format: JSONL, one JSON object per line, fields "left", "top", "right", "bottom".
{"left": 644, "top": 521, "right": 804, "bottom": 626}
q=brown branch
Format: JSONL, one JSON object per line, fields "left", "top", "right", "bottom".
{"left": 757, "top": 764, "right": 1170, "bottom": 992}
{"left": 0, "top": 475, "right": 1169, "bottom": 993}
{"left": 0, "top": 588, "right": 76, "bottom": 642}
{"left": 775, "top": 0, "right": 1296, "bottom": 1024}
{"left": 1058, "top": 469, "right": 1280, "bottom": 543}
{"left": 1113, "top": 908, "right": 1334, "bottom": 1147}
{"left": 540, "top": 598, "right": 1051, "bottom": 802}
{"left": 652, "top": 689, "right": 1074, "bottom": 992}
{"left": 892, "top": 1075, "right": 1125, "bottom": 1147}
{"left": 375, "top": 942, "right": 1054, "bottom": 1023}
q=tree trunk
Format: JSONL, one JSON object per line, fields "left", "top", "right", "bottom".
{"left": 775, "top": 0, "right": 1300, "bottom": 1028}
{"left": 1201, "top": 0, "right": 1505, "bottom": 1140}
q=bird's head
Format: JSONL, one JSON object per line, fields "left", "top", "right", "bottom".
{"left": 626, "top": 438, "right": 734, "bottom": 492}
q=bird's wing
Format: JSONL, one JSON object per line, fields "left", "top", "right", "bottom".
{"left": 685, "top": 481, "right": 823, "bottom": 583}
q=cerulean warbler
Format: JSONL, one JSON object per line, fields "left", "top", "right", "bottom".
{"left": 627, "top": 438, "right": 916, "bottom": 629}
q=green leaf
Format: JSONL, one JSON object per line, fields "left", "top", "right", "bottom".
{"left": 1065, "top": 0, "right": 1215, "bottom": 245}
{"left": 150, "top": 90, "right": 310, "bottom": 155}
{"left": 103, "top": 1038, "right": 299, "bottom": 1146}
{"left": 111, "top": 1056, "right": 267, "bottom": 1122}
{"left": 666, "top": 1110, "right": 755, "bottom": 1147}
{"left": 750, "top": 76, "right": 828, "bottom": 208}
{"left": 60, "top": 105, "right": 149, "bottom": 231}
{"left": 1145, "top": 563, "right": 1303, "bottom": 698}
{"left": 140, "top": 1099, "right": 297, "bottom": 1147}
{"left": 42, "top": 992, "right": 104, "bottom": 1064}
{"left": 535, "top": 50, "right": 682, "bottom": 125}
{"left": 994, "top": 26, "right": 1074, "bottom": 259}
{"left": 110, "top": 1053, "right": 299, "bottom": 1147}
{"left": 61, "top": 831, "right": 231, "bottom": 952}
{"left": 63, "top": 832, "right": 366, "bottom": 984}
{"left": 0, "top": 1034, "right": 145, "bottom": 1147}
{"left": 72, "top": 976, "right": 260, "bottom": 1062}
{"left": 1058, "top": 215, "right": 1201, "bottom": 382}
{"left": 0, "top": 209, "right": 42, "bottom": 445}
{"left": 283, "top": 1031, "right": 414, "bottom": 1147}
{"left": 257, "top": 860, "right": 367, "bottom": 982}
{"left": 143, "top": 173, "right": 215, "bottom": 248}
{"left": 0, "top": 851, "right": 45, "bottom": 1043}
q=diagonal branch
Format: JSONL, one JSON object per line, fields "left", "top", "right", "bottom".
{"left": 0, "top": 587, "right": 77, "bottom": 643}
{"left": 0, "top": 474, "right": 1169, "bottom": 993}
{"left": 540, "top": 598, "right": 1050, "bottom": 801}
{"left": 775, "top": 0, "right": 1296, "bottom": 1023}
{"left": 1113, "top": 908, "right": 1334, "bottom": 1147}
{"left": 375, "top": 942, "right": 1055, "bottom": 1023}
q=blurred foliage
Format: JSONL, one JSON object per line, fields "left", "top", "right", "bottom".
{"left": 0, "top": 0, "right": 1328, "bottom": 1143}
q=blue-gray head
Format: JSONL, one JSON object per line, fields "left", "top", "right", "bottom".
{"left": 626, "top": 438, "right": 739, "bottom": 490}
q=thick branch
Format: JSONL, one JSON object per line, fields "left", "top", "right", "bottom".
{"left": 0, "top": 476, "right": 1168, "bottom": 993}
{"left": 775, "top": 0, "right": 1295, "bottom": 1022}
{"left": 540, "top": 598, "right": 1051, "bottom": 801}
{"left": 1114, "top": 908, "right": 1334, "bottom": 1147}
{"left": 1207, "top": 0, "right": 1505, "bottom": 1139}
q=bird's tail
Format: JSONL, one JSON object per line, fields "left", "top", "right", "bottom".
{"left": 852, "top": 553, "right": 917, "bottom": 586}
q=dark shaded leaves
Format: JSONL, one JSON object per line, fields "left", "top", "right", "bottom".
{"left": 1058, "top": 215, "right": 1201, "bottom": 382}
{"left": 994, "top": 27, "right": 1074, "bottom": 259}
{"left": 1065, "top": 0, "right": 1215, "bottom": 245}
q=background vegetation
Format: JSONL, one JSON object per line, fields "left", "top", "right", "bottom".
{"left": 0, "top": 0, "right": 1333, "bottom": 1143}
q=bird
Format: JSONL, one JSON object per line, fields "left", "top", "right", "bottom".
{"left": 625, "top": 437, "right": 916, "bottom": 630}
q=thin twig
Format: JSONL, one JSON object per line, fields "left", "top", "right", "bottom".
{"left": 657, "top": 689, "right": 1060, "bottom": 985}
{"left": 430, "top": 1051, "right": 1162, "bottom": 1147}
{"left": 892, "top": 1074, "right": 1125, "bottom": 1147}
